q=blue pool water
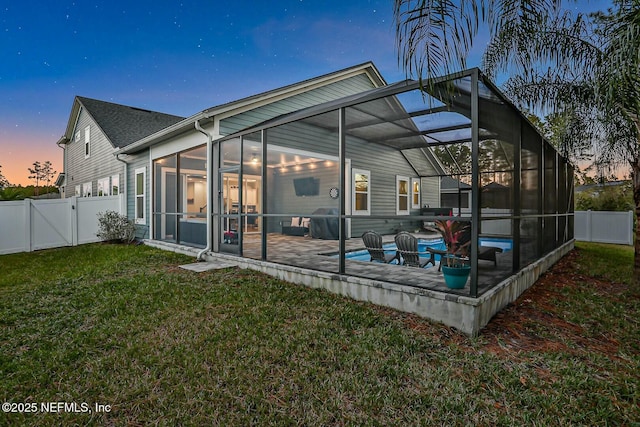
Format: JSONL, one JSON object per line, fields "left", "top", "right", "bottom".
{"left": 342, "top": 237, "right": 513, "bottom": 264}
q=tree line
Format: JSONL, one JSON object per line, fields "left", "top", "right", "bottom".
{"left": 0, "top": 162, "right": 58, "bottom": 200}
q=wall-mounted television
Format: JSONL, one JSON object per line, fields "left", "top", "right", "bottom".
{"left": 293, "top": 177, "right": 319, "bottom": 196}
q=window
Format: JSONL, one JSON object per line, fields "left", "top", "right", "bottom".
{"left": 396, "top": 176, "right": 409, "bottom": 215}
{"left": 352, "top": 169, "right": 370, "bottom": 215}
{"left": 111, "top": 174, "right": 119, "bottom": 195}
{"left": 97, "top": 177, "right": 110, "bottom": 196}
{"left": 411, "top": 178, "right": 421, "bottom": 209}
{"left": 74, "top": 185, "right": 81, "bottom": 197}
{"left": 135, "top": 167, "right": 146, "bottom": 224}
{"left": 82, "top": 182, "right": 92, "bottom": 197}
{"left": 84, "top": 125, "right": 91, "bottom": 158}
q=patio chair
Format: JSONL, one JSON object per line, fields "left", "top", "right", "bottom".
{"left": 361, "top": 231, "right": 398, "bottom": 264}
{"left": 458, "top": 229, "right": 503, "bottom": 267}
{"left": 394, "top": 231, "right": 436, "bottom": 268}
{"left": 478, "top": 246, "right": 503, "bottom": 266}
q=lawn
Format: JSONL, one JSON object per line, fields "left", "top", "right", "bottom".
{"left": 0, "top": 242, "right": 637, "bottom": 425}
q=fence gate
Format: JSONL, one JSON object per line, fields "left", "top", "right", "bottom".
{"left": 30, "top": 199, "right": 74, "bottom": 251}
{"left": 0, "top": 195, "right": 125, "bottom": 255}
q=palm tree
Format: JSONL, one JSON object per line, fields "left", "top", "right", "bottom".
{"left": 394, "top": 0, "right": 640, "bottom": 284}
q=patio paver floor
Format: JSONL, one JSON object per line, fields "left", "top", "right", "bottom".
{"left": 239, "top": 232, "right": 513, "bottom": 296}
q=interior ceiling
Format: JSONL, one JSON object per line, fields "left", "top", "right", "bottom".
{"left": 219, "top": 146, "right": 334, "bottom": 169}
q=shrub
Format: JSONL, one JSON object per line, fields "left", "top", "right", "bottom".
{"left": 96, "top": 210, "right": 136, "bottom": 243}
{"left": 0, "top": 187, "right": 25, "bottom": 200}
{"left": 575, "top": 182, "right": 633, "bottom": 212}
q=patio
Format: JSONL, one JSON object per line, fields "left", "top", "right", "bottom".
{"left": 241, "top": 232, "right": 513, "bottom": 295}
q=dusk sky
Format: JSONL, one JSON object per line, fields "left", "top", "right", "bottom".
{"left": 1, "top": 1, "right": 612, "bottom": 186}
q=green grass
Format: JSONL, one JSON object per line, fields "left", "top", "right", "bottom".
{"left": 573, "top": 241, "right": 634, "bottom": 285}
{"left": 0, "top": 242, "right": 638, "bottom": 425}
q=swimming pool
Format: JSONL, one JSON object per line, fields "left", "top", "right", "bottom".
{"left": 339, "top": 237, "right": 513, "bottom": 264}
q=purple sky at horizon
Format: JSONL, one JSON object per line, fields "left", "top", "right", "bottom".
{"left": 1, "top": 1, "right": 613, "bottom": 186}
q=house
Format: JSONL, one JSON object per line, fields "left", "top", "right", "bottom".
{"left": 575, "top": 179, "right": 630, "bottom": 194}
{"left": 440, "top": 176, "right": 471, "bottom": 210}
{"left": 56, "top": 96, "right": 184, "bottom": 200}
{"left": 112, "top": 62, "right": 404, "bottom": 241}
{"left": 56, "top": 63, "right": 574, "bottom": 335}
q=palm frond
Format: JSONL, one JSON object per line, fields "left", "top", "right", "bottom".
{"left": 503, "top": 71, "right": 597, "bottom": 111}
{"left": 596, "top": 2, "right": 640, "bottom": 119}
{"left": 483, "top": 8, "right": 600, "bottom": 81}
{"left": 394, "top": 0, "right": 481, "bottom": 79}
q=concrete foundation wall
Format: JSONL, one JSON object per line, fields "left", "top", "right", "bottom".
{"left": 144, "top": 239, "right": 575, "bottom": 336}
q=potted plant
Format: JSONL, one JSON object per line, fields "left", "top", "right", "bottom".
{"left": 430, "top": 219, "right": 471, "bottom": 289}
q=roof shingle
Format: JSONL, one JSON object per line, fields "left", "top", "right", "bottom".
{"left": 77, "top": 96, "right": 184, "bottom": 148}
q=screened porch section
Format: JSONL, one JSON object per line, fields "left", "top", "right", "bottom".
{"left": 214, "top": 68, "right": 574, "bottom": 298}
{"left": 153, "top": 145, "right": 208, "bottom": 247}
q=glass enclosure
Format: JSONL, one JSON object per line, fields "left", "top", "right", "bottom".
{"left": 153, "top": 145, "right": 207, "bottom": 247}
{"left": 205, "top": 68, "right": 574, "bottom": 298}
{"left": 261, "top": 111, "right": 341, "bottom": 269}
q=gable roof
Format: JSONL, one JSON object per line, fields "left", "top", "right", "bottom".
{"left": 441, "top": 176, "right": 472, "bottom": 190}
{"left": 117, "top": 62, "right": 386, "bottom": 154}
{"left": 575, "top": 180, "right": 629, "bottom": 193}
{"left": 202, "top": 61, "right": 386, "bottom": 118}
{"left": 58, "top": 97, "right": 184, "bottom": 148}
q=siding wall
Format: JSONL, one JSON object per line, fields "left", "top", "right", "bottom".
{"left": 421, "top": 177, "right": 441, "bottom": 208}
{"left": 347, "top": 137, "right": 424, "bottom": 236}
{"left": 264, "top": 120, "right": 434, "bottom": 237}
{"left": 400, "top": 148, "right": 441, "bottom": 209}
{"left": 64, "top": 107, "right": 123, "bottom": 198}
{"left": 126, "top": 70, "right": 440, "bottom": 243}
{"left": 267, "top": 165, "right": 340, "bottom": 223}
{"left": 220, "top": 74, "right": 377, "bottom": 135}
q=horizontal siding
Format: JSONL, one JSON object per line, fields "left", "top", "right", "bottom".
{"left": 401, "top": 148, "right": 440, "bottom": 176}
{"left": 347, "top": 136, "right": 423, "bottom": 237}
{"left": 422, "top": 177, "right": 441, "bottom": 208}
{"left": 65, "top": 107, "right": 124, "bottom": 197}
{"left": 268, "top": 121, "right": 339, "bottom": 158}
{"left": 263, "top": 119, "right": 432, "bottom": 237}
{"left": 266, "top": 167, "right": 340, "bottom": 234}
{"left": 220, "top": 74, "right": 376, "bottom": 135}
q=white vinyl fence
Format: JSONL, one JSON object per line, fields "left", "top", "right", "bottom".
{"left": 574, "top": 210, "right": 634, "bottom": 245}
{"left": 0, "top": 194, "right": 125, "bottom": 255}
{"left": 449, "top": 208, "right": 633, "bottom": 245}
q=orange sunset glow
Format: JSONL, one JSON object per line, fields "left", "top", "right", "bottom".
{"left": 1, "top": 130, "right": 62, "bottom": 187}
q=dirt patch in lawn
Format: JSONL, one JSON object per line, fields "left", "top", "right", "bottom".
{"left": 379, "top": 248, "right": 629, "bottom": 361}
{"left": 479, "top": 249, "right": 625, "bottom": 360}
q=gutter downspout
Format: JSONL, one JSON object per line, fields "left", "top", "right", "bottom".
{"left": 115, "top": 154, "right": 130, "bottom": 217}
{"left": 55, "top": 137, "right": 68, "bottom": 196}
{"left": 195, "top": 119, "right": 213, "bottom": 261}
